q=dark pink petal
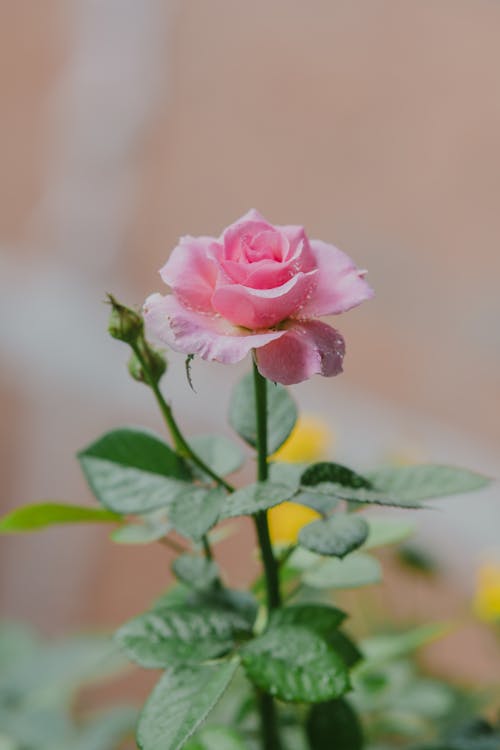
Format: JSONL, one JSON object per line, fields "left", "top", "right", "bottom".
{"left": 143, "top": 294, "right": 286, "bottom": 364}
{"left": 255, "top": 320, "right": 345, "bottom": 385}
{"left": 299, "top": 240, "right": 374, "bottom": 317}
{"left": 160, "top": 235, "right": 219, "bottom": 313}
{"left": 212, "top": 271, "right": 317, "bottom": 329}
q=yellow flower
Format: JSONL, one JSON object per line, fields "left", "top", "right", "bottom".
{"left": 271, "top": 416, "right": 333, "bottom": 464}
{"left": 473, "top": 562, "right": 500, "bottom": 622}
{"left": 268, "top": 416, "right": 332, "bottom": 545}
{"left": 268, "top": 502, "right": 321, "bottom": 545}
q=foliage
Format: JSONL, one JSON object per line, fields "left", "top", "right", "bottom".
{"left": 0, "top": 297, "right": 494, "bottom": 750}
{"left": 0, "top": 623, "right": 136, "bottom": 750}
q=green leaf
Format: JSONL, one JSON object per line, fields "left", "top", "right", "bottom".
{"left": 170, "top": 487, "right": 226, "bottom": 541}
{"left": 298, "top": 514, "right": 369, "bottom": 558}
{"left": 301, "top": 462, "right": 372, "bottom": 490}
{"left": 172, "top": 554, "right": 219, "bottom": 590}
{"left": 328, "top": 630, "right": 363, "bottom": 668}
{"left": 189, "top": 435, "right": 245, "bottom": 477}
{"left": 269, "top": 463, "right": 342, "bottom": 514}
{"left": 361, "top": 623, "right": 450, "bottom": 663}
{"left": 299, "top": 462, "right": 407, "bottom": 507}
{"left": 229, "top": 373, "right": 297, "bottom": 454}
{"left": 295, "top": 492, "right": 341, "bottom": 516}
{"left": 0, "top": 635, "right": 124, "bottom": 701}
{"left": 185, "top": 726, "right": 249, "bottom": 750}
{"left": 303, "top": 553, "right": 382, "bottom": 589}
{"left": 219, "top": 482, "right": 294, "bottom": 519}
{"left": 0, "top": 622, "right": 40, "bottom": 671}
{"left": 187, "top": 588, "right": 258, "bottom": 631}
{"left": 362, "top": 516, "right": 416, "bottom": 550}
{"left": 268, "top": 604, "right": 346, "bottom": 635}
{"left": 306, "top": 698, "right": 364, "bottom": 750}
{"left": 0, "top": 503, "right": 121, "bottom": 533}
{"left": 115, "top": 607, "right": 241, "bottom": 668}
{"left": 268, "top": 462, "right": 306, "bottom": 490}
{"left": 366, "top": 464, "right": 492, "bottom": 503}
{"left": 78, "top": 428, "right": 192, "bottom": 514}
{"left": 67, "top": 707, "right": 138, "bottom": 750}
{"left": 241, "top": 625, "right": 349, "bottom": 703}
{"left": 137, "top": 660, "right": 238, "bottom": 750}
{"left": 110, "top": 509, "right": 170, "bottom": 544}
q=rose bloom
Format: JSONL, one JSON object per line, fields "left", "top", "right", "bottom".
{"left": 144, "top": 210, "right": 373, "bottom": 385}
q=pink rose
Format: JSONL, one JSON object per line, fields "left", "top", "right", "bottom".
{"left": 143, "top": 210, "right": 373, "bottom": 385}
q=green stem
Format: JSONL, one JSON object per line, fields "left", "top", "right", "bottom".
{"left": 252, "top": 359, "right": 282, "bottom": 610}
{"left": 131, "top": 341, "right": 232, "bottom": 568}
{"left": 132, "top": 342, "right": 233, "bottom": 491}
{"left": 201, "top": 534, "right": 213, "bottom": 561}
{"left": 252, "top": 358, "right": 283, "bottom": 750}
{"left": 257, "top": 690, "right": 283, "bottom": 750}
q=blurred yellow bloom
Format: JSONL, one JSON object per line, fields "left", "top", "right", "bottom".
{"left": 268, "top": 502, "right": 321, "bottom": 545}
{"left": 268, "top": 416, "right": 332, "bottom": 545}
{"left": 271, "top": 415, "right": 333, "bottom": 463}
{"left": 473, "top": 562, "right": 500, "bottom": 622}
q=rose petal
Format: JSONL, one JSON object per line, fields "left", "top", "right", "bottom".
{"left": 278, "top": 224, "right": 316, "bottom": 269}
{"left": 160, "top": 235, "right": 219, "bottom": 313}
{"left": 220, "top": 257, "right": 294, "bottom": 289}
{"left": 221, "top": 212, "right": 273, "bottom": 261}
{"left": 143, "top": 294, "right": 286, "bottom": 364}
{"left": 298, "top": 239, "right": 374, "bottom": 317}
{"left": 212, "top": 270, "right": 317, "bottom": 329}
{"left": 255, "top": 320, "right": 345, "bottom": 385}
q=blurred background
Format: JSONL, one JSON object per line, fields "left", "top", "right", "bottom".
{"left": 1, "top": 0, "right": 499, "bottom": 709}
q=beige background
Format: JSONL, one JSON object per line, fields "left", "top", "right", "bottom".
{"left": 0, "top": 0, "right": 499, "bottom": 694}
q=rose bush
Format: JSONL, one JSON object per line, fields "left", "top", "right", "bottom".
{"left": 144, "top": 209, "right": 373, "bottom": 384}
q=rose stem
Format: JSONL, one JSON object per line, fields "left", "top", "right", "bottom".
{"left": 130, "top": 340, "right": 233, "bottom": 570}
{"left": 252, "top": 357, "right": 283, "bottom": 750}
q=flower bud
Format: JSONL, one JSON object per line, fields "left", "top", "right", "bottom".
{"left": 128, "top": 343, "right": 167, "bottom": 385}
{"left": 107, "top": 294, "right": 143, "bottom": 343}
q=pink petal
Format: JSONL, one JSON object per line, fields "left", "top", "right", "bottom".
{"left": 143, "top": 294, "right": 286, "bottom": 364}
{"left": 220, "top": 257, "right": 295, "bottom": 289}
{"left": 212, "top": 270, "right": 317, "bottom": 329}
{"left": 278, "top": 224, "right": 315, "bottom": 268}
{"left": 255, "top": 320, "right": 345, "bottom": 385}
{"left": 299, "top": 240, "right": 374, "bottom": 317}
{"left": 221, "top": 213, "right": 273, "bottom": 261}
{"left": 160, "top": 235, "right": 219, "bottom": 313}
